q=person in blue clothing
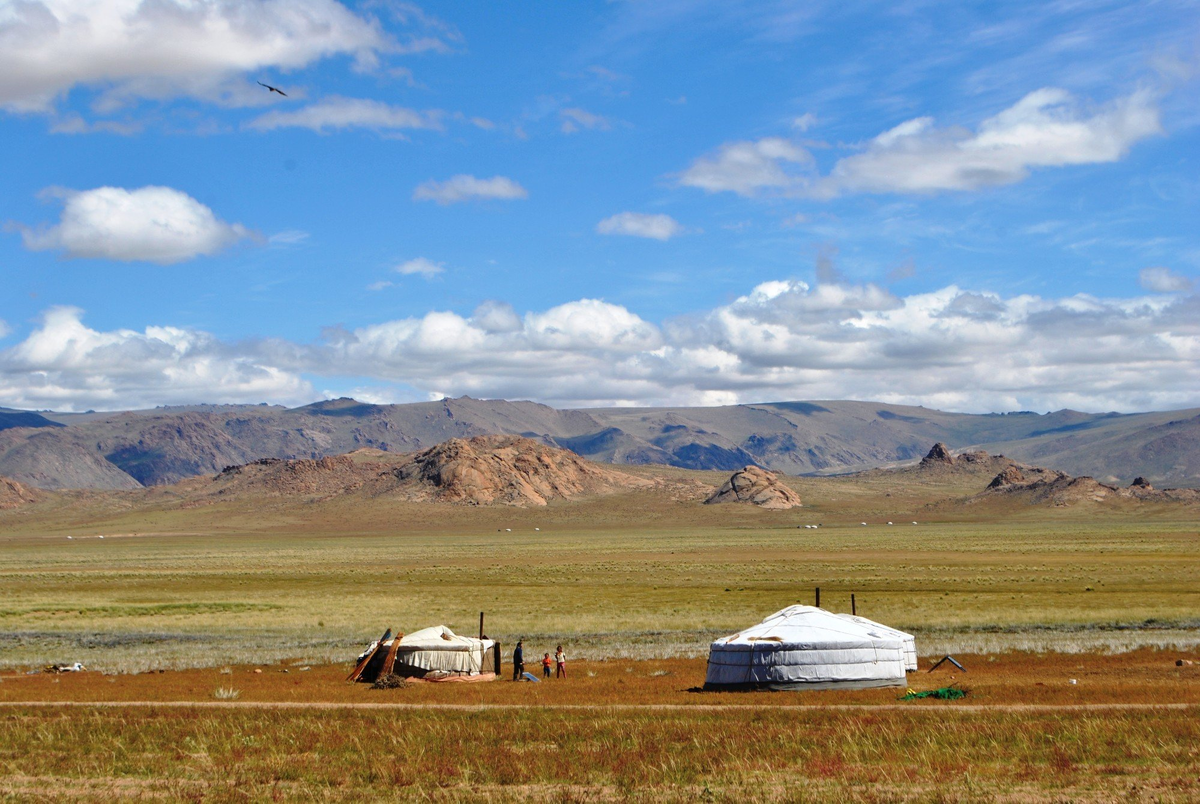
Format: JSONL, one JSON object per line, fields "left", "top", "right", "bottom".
{"left": 512, "top": 640, "right": 524, "bottom": 681}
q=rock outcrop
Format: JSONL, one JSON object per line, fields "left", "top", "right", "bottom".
{"left": 704, "top": 465, "right": 802, "bottom": 509}
{"left": 211, "top": 454, "right": 362, "bottom": 497}
{"left": 920, "top": 442, "right": 955, "bottom": 467}
{"left": 0, "top": 476, "right": 39, "bottom": 509}
{"left": 986, "top": 465, "right": 1026, "bottom": 489}
{"left": 391, "top": 435, "right": 649, "bottom": 506}
{"left": 978, "top": 465, "right": 1199, "bottom": 507}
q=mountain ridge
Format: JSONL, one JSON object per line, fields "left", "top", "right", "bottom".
{"left": 1, "top": 397, "right": 1198, "bottom": 490}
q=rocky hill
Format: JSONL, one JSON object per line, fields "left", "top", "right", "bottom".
{"left": 390, "top": 435, "right": 650, "bottom": 506}
{"left": 0, "top": 476, "right": 39, "bottom": 509}
{"left": 1, "top": 397, "right": 1199, "bottom": 490}
{"left": 976, "top": 464, "right": 1200, "bottom": 508}
{"left": 193, "top": 436, "right": 650, "bottom": 507}
{"left": 705, "top": 465, "right": 802, "bottom": 509}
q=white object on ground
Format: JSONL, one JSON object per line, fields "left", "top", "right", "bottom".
{"left": 705, "top": 605, "right": 908, "bottom": 690}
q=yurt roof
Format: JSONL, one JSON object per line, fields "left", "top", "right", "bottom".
{"left": 709, "top": 605, "right": 904, "bottom": 652}
{"left": 389, "top": 625, "right": 495, "bottom": 652}
{"left": 834, "top": 613, "right": 914, "bottom": 641}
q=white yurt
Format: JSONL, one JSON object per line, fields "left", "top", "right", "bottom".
{"left": 835, "top": 613, "right": 918, "bottom": 672}
{"left": 704, "top": 605, "right": 908, "bottom": 690}
{"left": 354, "top": 625, "right": 499, "bottom": 683}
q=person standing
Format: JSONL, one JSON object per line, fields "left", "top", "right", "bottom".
{"left": 555, "top": 645, "right": 566, "bottom": 678}
{"left": 512, "top": 640, "right": 524, "bottom": 681}
{"left": 542, "top": 652, "right": 552, "bottom": 678}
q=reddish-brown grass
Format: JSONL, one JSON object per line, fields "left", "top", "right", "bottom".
{"left": 0, "top": 702, "right": 1195, "bottom": 801}
{"left": 3, "top": 649, "right": 1197, "bottom": 707}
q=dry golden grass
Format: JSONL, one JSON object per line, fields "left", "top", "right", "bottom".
{"left": 1, "top": 699, "right": 1197, "bottom": 801}
{"left": 1, "top": 467, "right": 1197, "bottom": 672}
{"left": 1, "top": 464, "right": 1198, "bottom": 800}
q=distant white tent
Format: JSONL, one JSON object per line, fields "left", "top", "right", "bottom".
{"left": 354, "top": 625, "right": 499, "bottom": 682}
{"left": 835, "top": 614, "right": 918, "bottom": 671}
{"left": 705, "top": 606, "right": 909, "bottom": 690}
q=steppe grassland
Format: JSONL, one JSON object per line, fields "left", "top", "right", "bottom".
{"left": 2, "top": 704, "right": 1198, "bottom": 802}
{"left": 1, "top": 469, "right": 1197, "bottom": 672}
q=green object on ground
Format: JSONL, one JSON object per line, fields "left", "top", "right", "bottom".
{"left": 900, "top": 686, "right": 967, "bottom": 701}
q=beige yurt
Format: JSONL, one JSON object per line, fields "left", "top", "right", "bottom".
{"left": 354, "top": 626, "right": 499, "bottom": 683}
{"left": 705, "top": 606, "right": 909, "bottom": 690}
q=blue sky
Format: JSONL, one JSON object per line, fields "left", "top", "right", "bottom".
{"left": 1, "top": 0, "right": 1198, "bottom": 412}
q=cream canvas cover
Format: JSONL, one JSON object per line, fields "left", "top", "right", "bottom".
{"left": 835, "top": 614, "right": 918, "bottom": 671}
{"left": 705, "top": 605, "right": 908, "bottom": 690}
{"left": 359, "top": 626, "right": 496, "bottom": 675}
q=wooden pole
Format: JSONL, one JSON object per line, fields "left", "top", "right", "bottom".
{"left": 815, "top": 587, "right": 820, "bottom": 608}
{"left": 479, "top": 611, "right": 485, "bottom": 640}
{"left": 381, "top": 632, "right": 404, "bottom": 677}
{"left": 347, "top": 628, "right": 391, "bottom": 682}
{"left": 851, "top": 594, "right": 856, "bottom": 616}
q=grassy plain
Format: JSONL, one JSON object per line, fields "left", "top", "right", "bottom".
{"left": 1, "top": 466, "right": 1198, "bottom": 671}
{"left": 3, "top": 653, "right": 1199, "bottom": 801}
{"left": 1, "top": 465, "right": 1199, "bottom": 800}
{"left": 2, "top": 703, "right": 1197, "bottom": 802}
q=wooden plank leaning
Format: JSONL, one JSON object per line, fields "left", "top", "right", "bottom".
{"left": 347, "top": 628, "right": 392, "bottom": 682}
{"left": 381, "top": 632, "right": 405, "bottom": 677}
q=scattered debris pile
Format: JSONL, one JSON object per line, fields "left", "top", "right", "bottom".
{"left": 43, "top": 662, "right": 85, "bottom": 673}
{"left": 705, "top": 465, "right": 802, "bottom": 509}
{"left": 370, "top": 674, "right": 410, "bottom": 690}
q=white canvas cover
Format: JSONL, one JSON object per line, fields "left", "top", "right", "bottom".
{"left": 705, "top": 605, "right": 908, "bottom": 689}
{"left": 835, "top": 614, "right": 918, "bottom": 671}
{"left": 359, "top": 625, "right": 496, "bottom": 675}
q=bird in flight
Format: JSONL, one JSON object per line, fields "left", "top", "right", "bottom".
{"left": 257, "top": 81, "right": 287, "bottom": 97}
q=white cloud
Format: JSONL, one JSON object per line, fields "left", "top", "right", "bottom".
{"left": 395, "top": 257, "right": 444, "bottom": 278}
{"left": 412, "top": 175, "right": 528, "bottom": 205}
{"left": 245, "top": 96, "right": 442, "bottom": 133}
{"left": 298, "top": 284, "right": 1200, "bottom": 411}
{"left": 49, "top": 114, "right": 143, "bottom": 136}
{"left": 13, "top": 186, "right": 255, "bottom": 264}
{"left": 0, "top": 0, "right": 390, "bottom": 113}
{"left": 560, "top": 107, "right": 611, "bottom": 134}
{"left": 5, "top": 283, "right": 1200, "bottom": 413}
{"left": 472, "top": 301, "right": 522, "bottom": 334}
{"left": 677, "top": 137, "right": 812, "bottom": 197}
{"left": 268, "top": 230, "right": 309, "bottom": 246}
{"left": 0, "top": 307, "right": 310, "bottom": 411}
{"left": 596, "top": 212, "right": 684, "bottom": 241}
{"left": 1139, "top": 266, "right": 1193, "bottom": 293}
{"left": 681, "top": 89, "right": 1161, "bottom": 200}
{"left": 820, "top": 88, "right": 1162, "bottom": 196}
{"left": 791, "top": 112, "right": 817, "bottom": 131}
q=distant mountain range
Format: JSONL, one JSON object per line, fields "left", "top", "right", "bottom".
{"left": 1, "top": 397, "right": 1198, "bottom": 490}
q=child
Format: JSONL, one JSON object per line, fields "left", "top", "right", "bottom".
{"left": 555, "top": 645, "right": 567, "bottom": 678}
{"left": 542, "top": 653, "right": 552, "bottom": 678}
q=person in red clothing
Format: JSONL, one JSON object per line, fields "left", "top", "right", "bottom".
{"left": 555, "top": 645, "right": 566, "bottom": 678}
{"left": 541, "top": 653, "right": 552, "bottom": 678}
